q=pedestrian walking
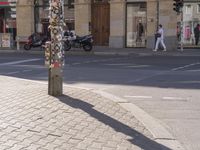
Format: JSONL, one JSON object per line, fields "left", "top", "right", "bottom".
{"left": 194, "top": 24, "right": 200, "bottom": 45}
{"left": 153, "top": 24, "right": 167, "bottom": 51}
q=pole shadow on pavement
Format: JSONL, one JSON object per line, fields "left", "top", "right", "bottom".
{"left": 57, "top": 94, "right": 172, "bottom": 150}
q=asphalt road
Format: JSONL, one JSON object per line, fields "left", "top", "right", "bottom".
{"left": 0, "top": 53, "right": 200, "bottom": 150}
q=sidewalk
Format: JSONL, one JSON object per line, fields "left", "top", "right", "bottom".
{"left": 0, "top": 46, "right": 200, "bottom": 57}
{"left": 0, "top": 75, "right": 184, "bottom": 150}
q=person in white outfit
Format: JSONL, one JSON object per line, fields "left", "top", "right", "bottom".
{"left": 153, "top": 24, "right": 166, "bottom": 51}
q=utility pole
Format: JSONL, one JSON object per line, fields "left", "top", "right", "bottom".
{"left": 45, "top": 0, "right": 65, "bottom": 96}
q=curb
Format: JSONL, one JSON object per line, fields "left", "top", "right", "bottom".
{"left": 1, "top": 76, "right": 185, "bottom": 150}
{"left": 93, "top": 90, "right": 185, "bottom": 150}
{"left": 1, "top": 49, "right": 200, "bottom": 57}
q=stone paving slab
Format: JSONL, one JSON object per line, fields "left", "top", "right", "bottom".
{"left": 0, "top": 75, "right": 172, "bottom": 150}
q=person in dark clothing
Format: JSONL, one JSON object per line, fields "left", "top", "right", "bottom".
{"left": 194, "top": 24, "right": 200, "bottom": 45}
{"left": 136, "top": 22, "right": 144, "bottom": 42}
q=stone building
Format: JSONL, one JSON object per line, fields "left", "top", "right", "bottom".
{"left": 75, "top": 0, "right": 178, "bottom": 50}
{"left": 16, "top": 0, "right": 74, "bottom": 38}
{"left": 1, "top": 0, "right": 199, "bottom": 49}
{"left": 75, "top": 0, "right": 200, "bottom": 49}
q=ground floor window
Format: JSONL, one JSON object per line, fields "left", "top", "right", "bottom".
{"left": 180, "top": 2, "right": 200, "bottom": 47}
{"left": 126, "top": 2, "right": 147, "bottom": 48}
{"left": 0, "top": 5, "right": 16, "bottom": 48}
{"left": 178, "top": 21, "right": 200, "bottom": 46}
{"left": 34, "top": 1, "right": 75, "bottom": 37}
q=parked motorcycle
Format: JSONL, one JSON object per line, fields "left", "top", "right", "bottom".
{"left": 24, "top": 33, "right": 48, "bottom": 50}
{"left": 63, "top": 31, "right": 93, "bottom": 51}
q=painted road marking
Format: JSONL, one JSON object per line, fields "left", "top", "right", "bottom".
{"left": 186, "top": 69, "right": 200, "bottom": 72}
{"left": 125, "top": 65, "right": 150, "bottom": 68}
{"left": 0, "top": 59, "right": 41, "bottom": 66}
{"left": 6, "top": 71, "right": 20, "bottom": 75}
{"left": 126, "top": 62, "right": 200, "bottom": 84}
{"left": 171, "top": 62, "right": 200, "bottom": 71}
{"left": 162, "top": 97, "right": 188, "bottom": 101}
{"left": 22, "top": 69, "right": 32, "bottom": 72}
{"left": 124, "top": 95, "right": 188, "bottom": 101}
{"left": 124, "top": 95, "right": 153, "bottom": 99}
{"left": 104, "top": 63, "right": 133, "bottom": 66}
{"left": 71, "top": 58, "right": 126, "bottom": 66}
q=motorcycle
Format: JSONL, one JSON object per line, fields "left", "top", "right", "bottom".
{"left": 24, "top": 33, "right": 48, "bottom": 50}
{"left": 63, "top": 31, "right": 93, "bottom": 51}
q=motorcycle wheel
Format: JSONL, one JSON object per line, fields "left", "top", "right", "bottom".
{"left": 83, "top": 43, "right": 92, "bottom": 51}
{"left": 64, "top": 42, "right": 71, "bottom": 51}
{"left": 24, "top": 44, "right": 31, "bottom": 50}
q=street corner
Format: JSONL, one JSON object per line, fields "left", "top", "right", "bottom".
{"left": 0, "top": 75, "right": 177, "bottom": 150}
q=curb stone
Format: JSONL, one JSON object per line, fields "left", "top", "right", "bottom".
{"left": 1, "top": 49, "right": 200, "bottom": 57}
{"left": 93, "top": 90, "right": 185, "bottom": 150}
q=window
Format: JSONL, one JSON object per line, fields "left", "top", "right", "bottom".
{"left": 186, "top": 5, "right": 192, "bottom": 14}
{"left": 126, "top": 3, "right": 147, "bottom": 47}
{"left": 197, "top": 4, "right": 200, "bottom": 13}
{"left": 68, "top": 0, "right": 74, "bottom": 8}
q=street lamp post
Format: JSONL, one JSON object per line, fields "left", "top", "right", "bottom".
{"left": 46, "top": 0, "right": 65, "bottom": 96}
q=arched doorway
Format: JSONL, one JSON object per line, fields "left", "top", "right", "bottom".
{"left": 91, "top": 0, "right": 110, "bottom": 46}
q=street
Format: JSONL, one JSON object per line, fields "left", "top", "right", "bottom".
{"left": 0, "top": 53, "right": 200, "bottom": 150}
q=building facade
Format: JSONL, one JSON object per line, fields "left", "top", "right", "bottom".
{"left": 0, "top": 0, "right": 17, "bottom": 48}
{"left": 75, "top": 0, "right": 200, "bottom": 49}
{"left": 181, "top": 1, "right": 200, "bottom": 46}
{"left": 16, "top": 0, "right": 74, "bottom": 38}
{"left": 1, "top": 0, "right": 200, "bottom": 49}
{"left": 75, "top": 0, "right": 179, "bottom": 50}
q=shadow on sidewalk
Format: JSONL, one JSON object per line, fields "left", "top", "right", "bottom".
{"left": 57, "top": 94, "right": 172, "bottom": 150}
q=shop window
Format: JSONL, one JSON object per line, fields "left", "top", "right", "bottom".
{"left": 34, "top": 0, "right": 75, "bottom": 35}
{"left": 126, "top": 3, "right": 147, "bottom": 48}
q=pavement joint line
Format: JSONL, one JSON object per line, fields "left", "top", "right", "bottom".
{"left": 1, "top": 75, "right": 185, "bottom": 150}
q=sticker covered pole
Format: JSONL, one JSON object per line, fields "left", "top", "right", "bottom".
{"left": 47, "top": 0, "right": 65, "bottom": 96}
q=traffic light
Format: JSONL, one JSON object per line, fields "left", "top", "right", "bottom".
{"left": 173, "top": 0, "right": 183, "bottom": 13}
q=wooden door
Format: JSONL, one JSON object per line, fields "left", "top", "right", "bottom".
{"left": 92, "top": 2, "right": 110, "bottom": 45}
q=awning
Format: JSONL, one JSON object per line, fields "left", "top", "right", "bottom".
{"left": 0, "top": 1, "right": 16, "bottom": 8}
{"left": 0, "top": 1, "right": 9, "bottom": 7}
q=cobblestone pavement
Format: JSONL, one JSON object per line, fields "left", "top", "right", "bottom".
{"left": 0, "top": 75, "right": 171, "bottom": 150}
